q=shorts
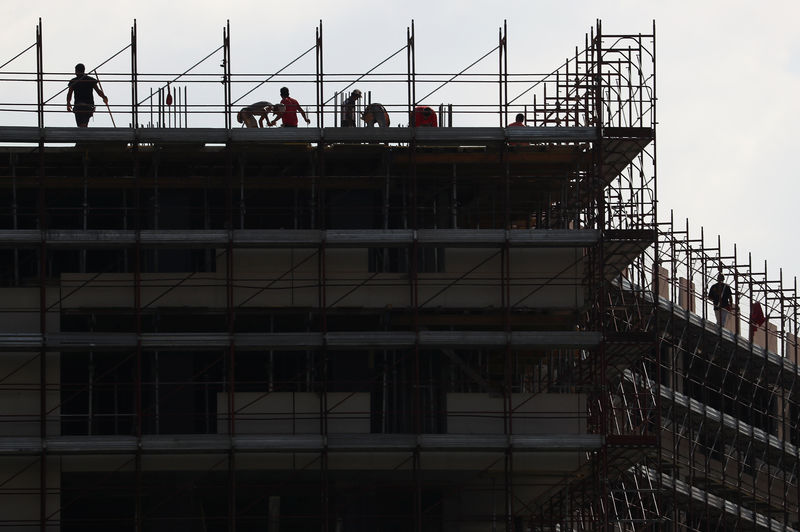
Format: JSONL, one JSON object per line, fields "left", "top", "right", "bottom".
{"left": 73, "top": 103, "right": 95, "bottom": 126}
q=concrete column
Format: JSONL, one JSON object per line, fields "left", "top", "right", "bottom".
{"left": 678, "top": 277, "right": 695, "bottom": 312}
{"left": 786, "top": 333, "right": 799, "bottom": 365}
{"left": 655, "top": 266, "right": 669, "bottom": 300}
{"left": 752, "top": 321, "right": 778, "bottom": 352}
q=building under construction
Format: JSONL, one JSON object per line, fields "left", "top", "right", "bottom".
{"left": 0, "top": 19, "right": 798, "bottom": 532}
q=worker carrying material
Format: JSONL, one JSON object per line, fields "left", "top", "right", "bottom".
{"left": 66, "top": 63, "right": 108, "bottom": 127}
{"left": 236, "top": 101, "right": 274, "bottom": 128}
{"left": 361, "top": 103, "right": 390, "bottom": 127}
{"left": 413, "top": 106, "right": 437, "bottom": 127}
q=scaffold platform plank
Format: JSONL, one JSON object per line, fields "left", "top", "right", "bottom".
{"left": 0, "top": 330, "right": 603, "bottom": 351}
{"left": 0, "top": 433, "right": 604, "bottom": 455}
{"left": 0, "top": 228, "right": 603, "bottom": 248}
{"left": 0, "top": 126, "right": 605, "bottom": 145}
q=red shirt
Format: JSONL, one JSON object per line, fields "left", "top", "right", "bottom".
{"left": 414, "top": 106, "right": 437, "bottom": 127}
{"left": 280, "top": 96, "right": 300, "bottom": 126}
{"left": 507, "top": 120, "right": 527, "bottom": 145}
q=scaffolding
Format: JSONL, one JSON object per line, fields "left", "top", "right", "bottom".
{"left": 0, "top": 16, "right": 793, "bottom": 532}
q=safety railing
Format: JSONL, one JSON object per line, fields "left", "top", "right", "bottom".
{"left": 0, "top": 20, "right": 654, "bottom": 132}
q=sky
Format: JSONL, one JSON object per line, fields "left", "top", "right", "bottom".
{"left": 3, "top": 0, "right": 800, "bottom": 284}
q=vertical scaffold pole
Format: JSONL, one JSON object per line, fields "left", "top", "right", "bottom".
{"left": 498, "top": 25, "right": 503, "bottom": 126}
{"left": 315, "top": 101, "right": 329, "bottom": 530}
{"left": 592, "top": 18, "right": 612, "bottom": 532}
{"left": 37, "top": 27, "right": 47, "bottom": 524}
{"left": 502, "top": 115, "right": 514, "bottom": 531}
{"left": 131, "top": 20, "right": 138, "bottom": 128}
{"left": 225, "top": 143, "right": 237, "bottom": 531}
{"left": 498, "top": 22, "right": 507, "bottom": 127}
{"left": 503, "top": 20, "right": 508, "bottom": 127}
{"left": 316, "top": 21, "right": 323, "bottom": 128}
{"left": 223, "top": 21, "right": 232, "bottom": 129}
{"left": 36, "top": 19, "right": 44, "bottom": 129}
{"left": 133, "top": 135, "right": 143, "bottom": 532}
{"left": 35, "top": 20, "right": 47, "bottom": 530}
{"left": 407, "top": 21, "right": 415, "bottom": 126}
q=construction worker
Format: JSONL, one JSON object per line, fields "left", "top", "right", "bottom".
{"left": 66, "top": 63, "right": 108, "bottom": 127}
{"left": 341, "top": 89, "right": 362, "bottom": 127}
{"left": 237, "top": 101, "right": 274, "bottom": 128}
{"left": 361, "top": 102, "right": 390, "bottom": 127}
{"left": 269, "top": 87, "right": 310, "bottom": 127}
{"left": 508, "top": 113, "right": 526, "bottom": 127}
{"left": 413, "top": 106, "right": 437, "bottom": 127}
{"left": 708, "top": 273, "right": 734, "bottom": 328}
{"left": 507, "top": 113, "right": 528, "bottom": 146}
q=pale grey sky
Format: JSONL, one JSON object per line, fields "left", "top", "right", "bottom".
{"left": 4, "top": 0, "right": 800, "bottom": 282}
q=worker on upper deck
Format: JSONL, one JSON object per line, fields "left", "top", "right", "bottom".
{"left": 508, "top": 113, "right": 526, "bottom": 127}
{"left": 341, "top": 89, "right": 362, "bottom": 127}
{"left": 66, "top": 63, "right": 108, "bottom": 127}
{"left": 237, "top": 101, "right": 273, "bottom": 128}
{"left": 507, "top": 113, "right": 528, "bottom": 146}
{"left": 362, "top": 102, "right": 390, "bottom": 128}
{"left": 413, "top": 106, "right": 437, "bottom": 127}
{"left": 269, "top": 87, "right": 310, "bottom": 127}
{"left": 708, "top": 273, "right": 734, "bottom": 328}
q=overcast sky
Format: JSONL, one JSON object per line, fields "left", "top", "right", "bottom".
{"left": 4, "top": 0, "right": 800, "bottom": 285}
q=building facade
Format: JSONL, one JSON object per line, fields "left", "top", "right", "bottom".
{"left": 0, "top": 19, "right": 797, "bottom": 532}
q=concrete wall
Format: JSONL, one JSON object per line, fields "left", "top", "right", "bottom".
{"left": 60, "top": 247, "right": 585, "bottom": 311}
{"left": 0, "top": 456, "right": 60, "bottom": 531}
{"left": 0, "top": 291, "right": 62, "bottom": 530}
{"left": 446, "top": 393, "right": 587, "bottom": 435}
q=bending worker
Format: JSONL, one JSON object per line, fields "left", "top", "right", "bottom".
{"left": 361, "top": 103, "right": 390, "bottom": 127}
{"left": 237, "top": 101, "right": 273, "bottom": 128}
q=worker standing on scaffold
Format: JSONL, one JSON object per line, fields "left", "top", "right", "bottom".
{"left": 66, "top": 63, "right": 108, "bottom": 127}
{"left": 708, "top": 273, "right": 734, "bottom": 328}
{"left": 341, "top": 89, "right": 362, "bottom": 127}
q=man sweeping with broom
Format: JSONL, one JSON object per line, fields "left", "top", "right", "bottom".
{"left": 66, "top": 63, "right": 109, "bottom": 127}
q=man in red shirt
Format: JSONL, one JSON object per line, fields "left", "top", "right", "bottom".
{"left": 269, "top": 87, "right": 311, "bottom": 127}
{"left": 508, "top": 113, "right": 526, "bottom": 127}
{"left": 507, "top": 113, "right": 528, "bottom": 146}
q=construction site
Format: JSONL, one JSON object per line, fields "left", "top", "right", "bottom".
{"left": 0, "top": 18, "right": 798, "bottom": 532}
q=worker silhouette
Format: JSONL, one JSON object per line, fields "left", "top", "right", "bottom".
{"left": 708, "top": 273, "right": 734, "bottom": 328}
{"left": 362, "top": 102, "right": 389, "bottom": 127}
{"left": 507, "top": 113, "right": 528, "bottom": 146}
{"left": 66, "top": 63, "right": 108, "bottom": 127}
{"left": 269, "top": 87, "right": 310, "bottom": 127}
{"left": 237, "top": 101, "right": 273, "bottom": 128}
{"left": 508, "top": 113, "right": 526, "bottom": 127}
{"left": 413, "top": 106, "right": 437, "bottom": 127}
{"left": 341, "top": 89, "right": 362, "bottom": 127}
